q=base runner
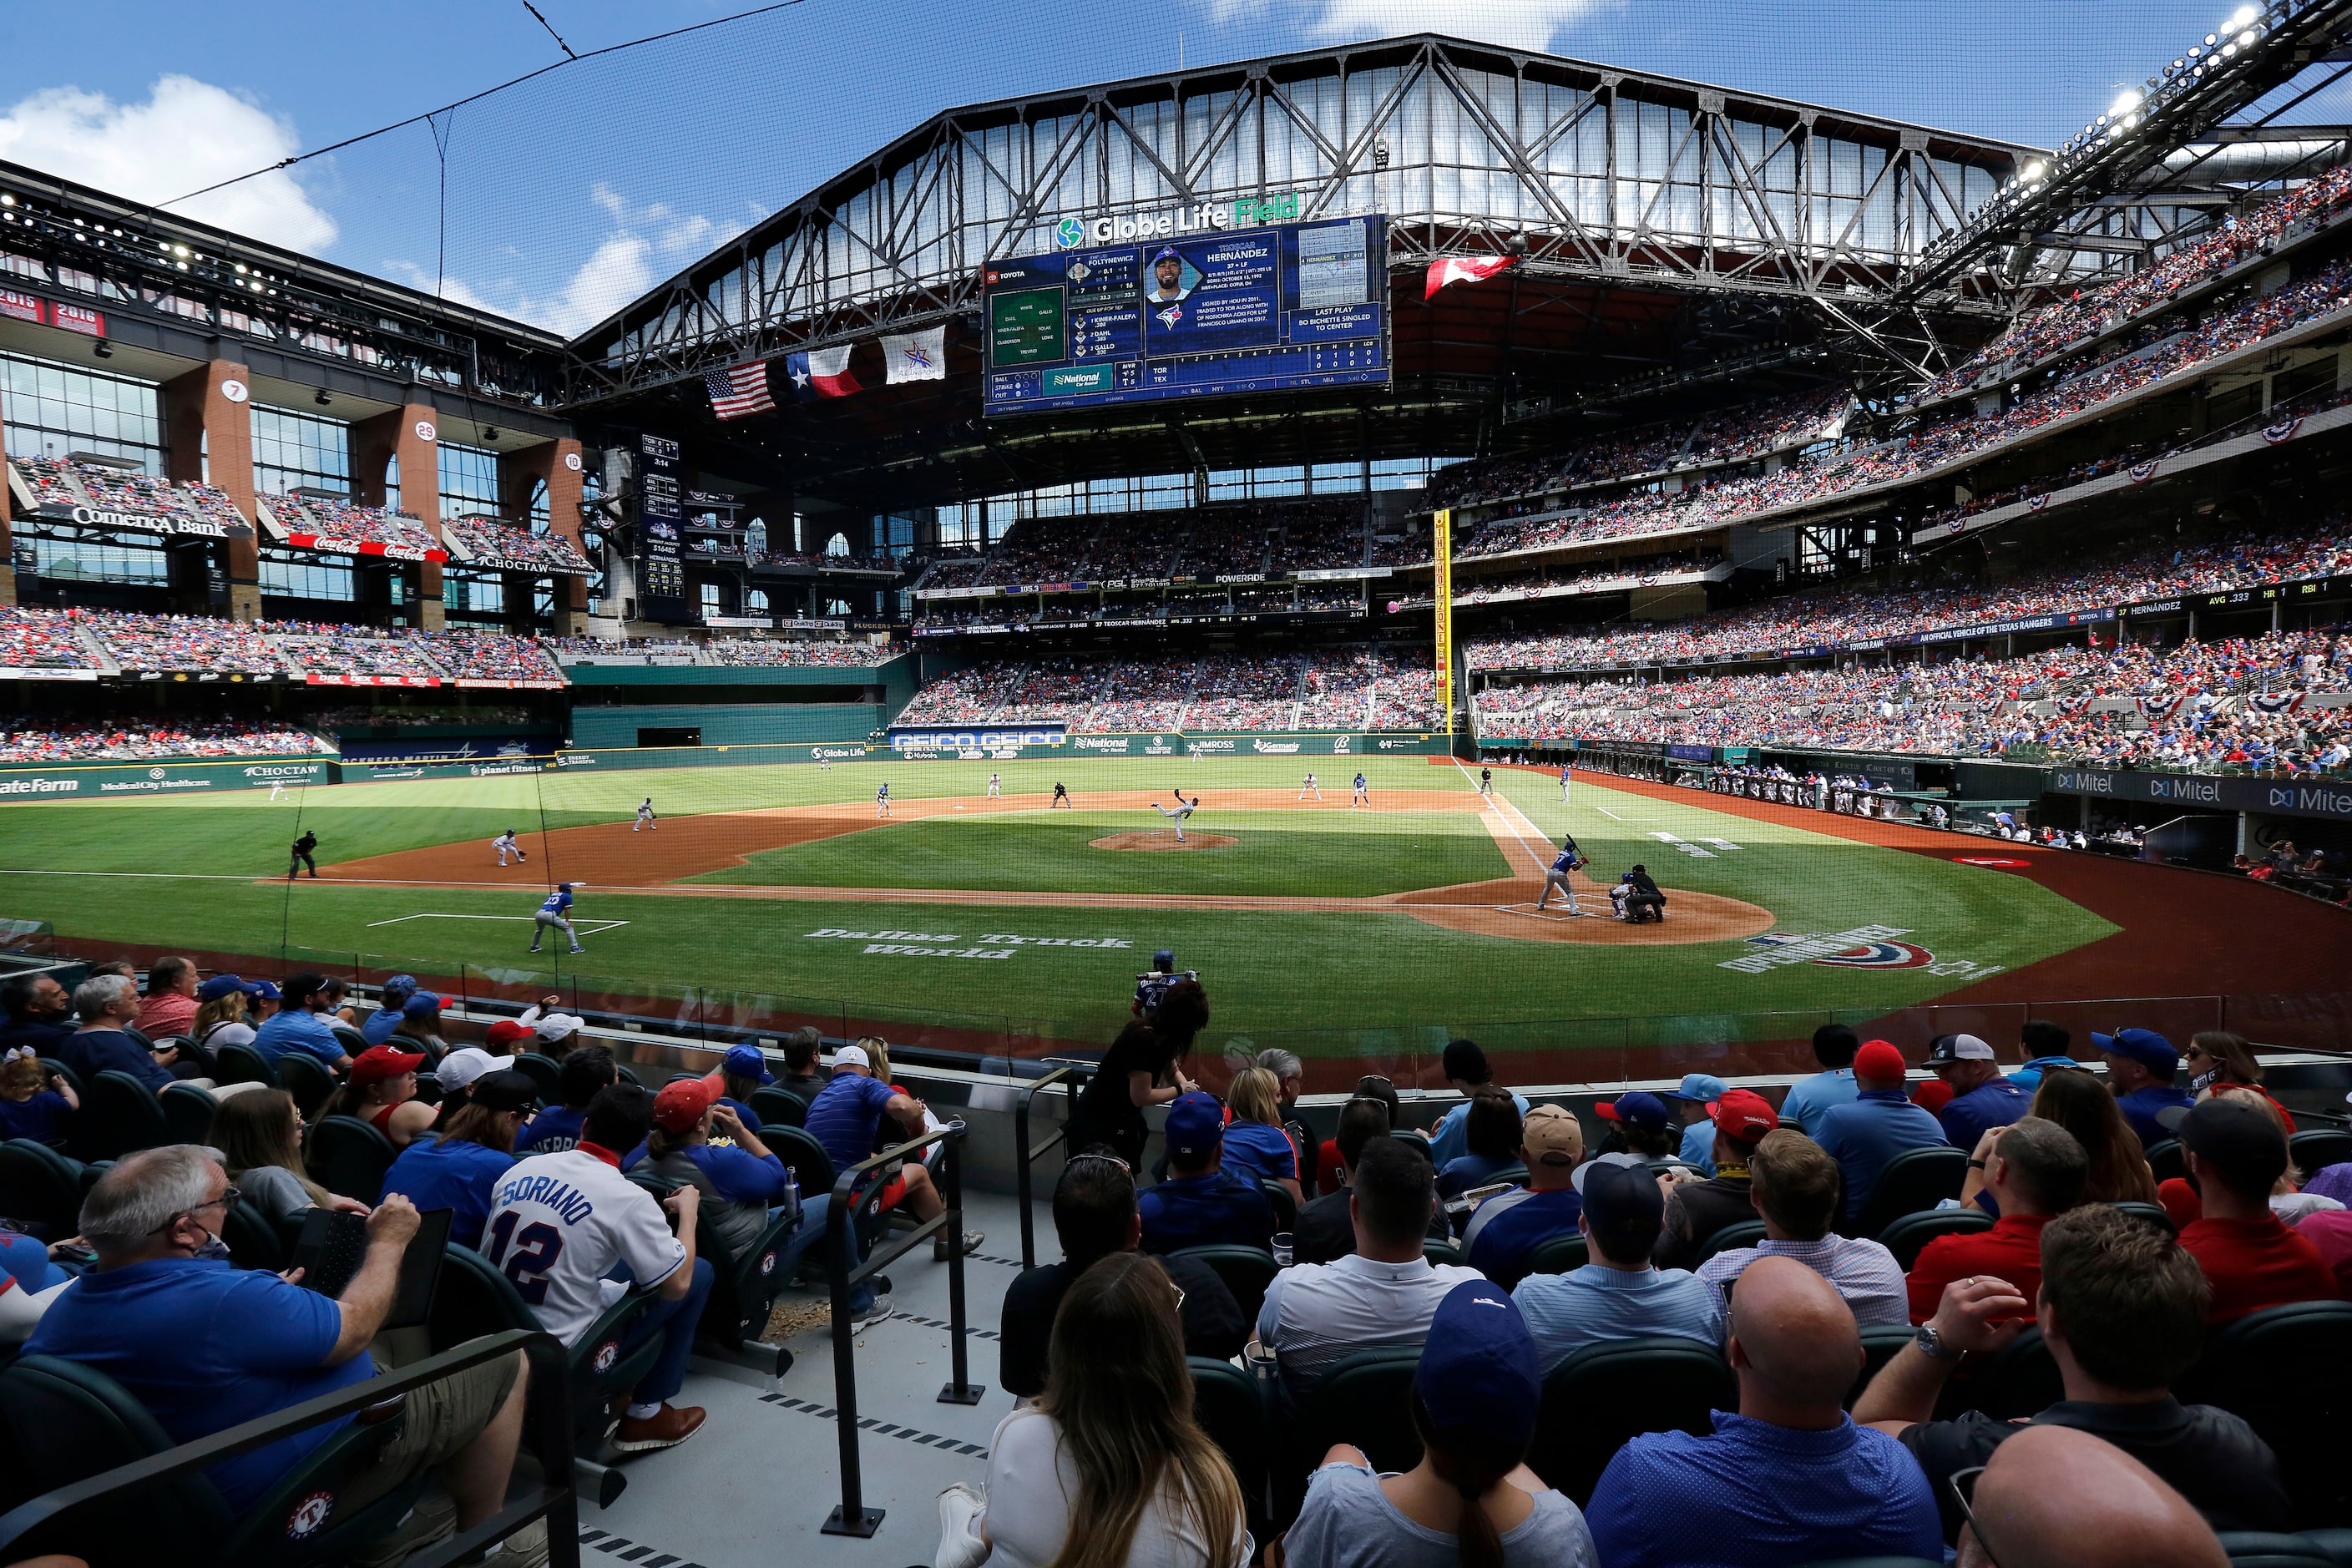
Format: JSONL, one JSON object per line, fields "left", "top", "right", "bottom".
{"left": 531, "top": 883, "right": 587, "bottom": 953}
{"left": 1352, "top": 771, "right": 1369, "bottom": 808}
{"left": 1534, "top": 835, "right": 1590, "bottom": 917}
{"left": 493, "top": 829, "right": 528, "bottom": 866}
{"left": 1299, "top": 771, "right": 1321, "bottom": 802}
{"left": 1151, "top": 791, "right": 1201, "bottom": 844}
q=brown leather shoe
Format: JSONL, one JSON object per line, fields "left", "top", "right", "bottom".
{"left": 612, "top": 1404, "right": 706, "bottom": 1453}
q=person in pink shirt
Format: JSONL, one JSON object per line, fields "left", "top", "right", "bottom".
{"left": 133, "top": 957, "right": 200, "bottom": 1039}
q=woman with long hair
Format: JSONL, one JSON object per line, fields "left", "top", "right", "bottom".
{"left": 1219, "top": 1066, "right": 1302, "bottom": 1204}
{"left": 972, "top": 1253, "right": 1247, "bottom": 1568}
{"left": 1436, "top": 1088, "right": 1524, "bottom": 1200}
{"left": 206, "top": 1089, "right": 365, "bottom": 1223}
{"left": 191, "top": 981, "right": 256, "bottom": 1053}
{"left": 1285, "top": 1280, "right": 1596, "bottom": 1568}
{"left": 322, "top": 1044, "right": 438, "bottom": 1149}
{"left": 1070, "top": 1009, "right": 1202, "bottom": 1170}
{"left": 2021, "top": 1069, "right": 2158, "bottom": 1206}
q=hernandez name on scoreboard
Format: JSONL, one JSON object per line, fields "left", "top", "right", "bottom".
{"left": 983, "top": 214, "right": 1388, "bottom": 416}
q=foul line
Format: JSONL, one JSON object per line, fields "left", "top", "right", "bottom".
{"left": 366, "top": 913, "right": 630, "bottom": 933}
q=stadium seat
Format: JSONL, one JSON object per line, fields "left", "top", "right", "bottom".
{"left": 2112, "top": 1200, "right": 2176, "bottom": 1233}
{"left": 1875, "top": 1207, "right": 1992, "bottom": 1271}
{"left": 1854, "top": 1146, "right": 1968, "bottom": 1237}
{"left": 0, "top": 1352, "right": 426, "bottom": 1567}
{"left": 427, "top": 1243, "right": 664, "bottom": 1454}
{"left": 1849, "top": 1327, "right": 1915, "bottom": 1409}
{"left": 509, "top": 1052, "right": 564, "bottom": 1105}
{"left": 2178, "top": 1301, "right": 2352, "bottom": 1529}
{"left": 211, "top": 1042, "right": 275, "bottom": 1088}
{"left": 273, "top": 1052, "right": 336, "bottom": 1120}
{"left": 159, "top": 1082, "right": 218, "bottom": 1146}
{"left": 1526, "top": 1233, "right": 1589, "bottom": 1277}
{"left": 2146, "top": 1138, "right": 2187, "bottom": 1185}
{"left": 1189, "top": 1356, "right": 1274, "bottom": 1540}
{"left": 624, "top": 1170, "right": 797, "bottom": 1357}
{"left": 1260, "top": 1181, "right": 1298, "bottom": 1231}
{"left": 329, "top": 1023, "right": 368, "bottom": 1059}
{"left": 2289, "top": 1530, "right": 2352, "bottom": 1566}
{"left": 37, "top": 1059, "right": 81, "bottom": 1100}
{"left": 749, "top": 1086, "right": 806, "bottom": 1127}
{"left": 1696, "top": 1218, "right": 1768, "bottom": 1264}
{"left": 1946, "top": 1326, "right": 2061, "bottom": 1421}
{"left": 2213, "top": 1533, "right": 2339, "bottom": 1566}
{"left": 221, "top": 1197, "right": 291, "bottom": 1272}
{"left": 0, "top": 1140, "right": 84, "bottom": 1239}
{"left": 758, "top": 1124, "right": 893, "bottom": 1255}
{"left": 1423, "top": 1237, "right": 1465, "bottom": 1267}
{"left": 1171, "top": 1245, "right": 1281, "bottom": 1322}
{"left": 1297, "top": 1348, "right": 1423, "bottom": 1479}
{"left": 613, "top": 1062, "right": 646, "bottom": 1089}
{"left": 306, "top": 1114, "right": 396, "bottom": 1203}
{"left": 2289, "top": 1129, "right": 2352, "bottom": 1176}
{"left": 1531, "top": 1337, "right": 1737, "bottom": 1505}
{"left": 75, "top": 1070, "right": 171, "bottom": 1162}
{"left": 1488, "top": 1164, "right": 1531, "bottom": 1190}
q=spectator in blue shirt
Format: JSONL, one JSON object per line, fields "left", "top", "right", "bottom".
{"left": 59, "top": 974, "right": 177, "bottom": 1093}
{"left": 252, "top": 971, "right": 352, "bottom": 1072}
{"left": 1436, "top": 1087, "right": 1524, "bottom": 1199}
{"left": 1218, "top": 1066, "right": 1302, "bottom": 1203}
{"left": 2100, "top": 1029, "right": 2193, "bottom": 1149}
{"left": 1778, "top": 1024, "right": 1861, "bottom": 1136}
{"left": 2006, "top": 1018, "right": 2080, "bottom": 1093}
{"left": 1662, "top": 1073, "right": 1728, "bottom": 1175}
{"left": 1462, "top": 1104, "right": 1585, "bottom": 1287}
{"left": 513, "top": 1045, "right": 615, "bottom": 1154}
{"left": 1925, "top": 1033, "right": 2030, "bottom": 1151}
{"left": 0, "top": 972, "right": 75, "bottom": 1056}
{"left": 627, "top": 1078, "right": 790, "bottom": 1257}
{"left": 1515, "top": 1153, "right": 1722, "bottom": 1370}
{"left": 360, "top": 974, "right": 420, "bottom": 1047}
{"left": 25, "top": 1146, "right": 530, "bottom": 1537}
{"left": 1812, "top": 1040, "right": 1946, "bottom": 1225}
{"left": 1427, "top": 1038, "right": 1530, "bottom": 1166}
{"left": 1138, "top": 1091, "right": 1277, "bottom": 1254}
{"left": 380, "top": 1070, "right": 534, "bottom": 1247}
{"left": 1583, "top": 1254, "right": 1943, "bottom": 1567}
{"left": 803, "top": 1043, "right": 979, "bottom": 1257}
{"left": 711, "top": 1044, "right": 773, "bottom": 1128}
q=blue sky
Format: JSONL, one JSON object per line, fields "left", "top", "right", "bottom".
{"left": 0, "top": 0, "right": 2295, "bottom": 336}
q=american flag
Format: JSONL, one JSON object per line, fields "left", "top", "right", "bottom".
{"left": 705, "top": 361, "right": 775, "bottom": 420}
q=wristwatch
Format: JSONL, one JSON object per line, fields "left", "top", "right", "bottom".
{"left": 1914, "top": 1323, "right": 1964, "bottom": 1362}
{"left": 1967, "top": 1159, "right": 1988, "bottom": 1170}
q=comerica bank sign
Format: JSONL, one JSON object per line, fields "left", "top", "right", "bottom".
{"left": 1055, "top": 193, "right": 1306, "bottom": 248}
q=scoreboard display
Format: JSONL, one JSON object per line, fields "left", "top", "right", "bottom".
{"left": 983, "top": 214, "right": 1388, "bottom": 416}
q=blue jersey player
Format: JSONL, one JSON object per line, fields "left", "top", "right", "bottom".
{"left": 876, "top": 781, "right": 892, "bottom": 818}
{"left": 1351, "top": 771, "right": 1369, "bottom": 808}
{"left": 1535, "top": 836, "right": 1589, "bottom": 916}
{"left": 531, "top": 883, "right": 586, "bottom": 953}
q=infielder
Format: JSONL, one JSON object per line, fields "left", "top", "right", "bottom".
{"left": 1151, "top": 791, "right": 1201, "bottom": 844}
{"left": 530, "top": 883, "right": 586, "bottom": 953}
{"left": 1534, "top": 834, "right": 1591, "bottom": 916}
{"left": 1352, "top": 771, "right": 1369, "bottom": 809}
{"left": 1050, "top": 781, "right": 1072, "bottom": 809}
{"left": 635, "top": 797, "right": 657, "bottom": 832}
{"left": 876, "top": 781, "right": 893, "bottom": 818}
{"left": 988, "top": 772, "right": 1002, "bottom": 798}
{"left": 493, "top": 828, "right": 528, "bottom": 866}
{"left": 1299, "top": 771, "right": 1321, "bottom": 802}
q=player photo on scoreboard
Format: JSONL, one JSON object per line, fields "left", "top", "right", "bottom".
{"left": 1144, "top": 246, "right": 1199, "bottom": 304}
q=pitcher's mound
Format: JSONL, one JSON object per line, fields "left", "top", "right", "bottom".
{"left": 1090, "top": 832, "right": 1238, "bottom": 852}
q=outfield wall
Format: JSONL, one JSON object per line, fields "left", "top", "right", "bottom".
{"left": 0, "top": 755, "right": 331, "bottom": 797}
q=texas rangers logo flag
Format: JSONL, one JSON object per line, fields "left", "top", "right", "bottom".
{"left": 1424, "top": 254, "right": 1517, "bottom": 299}
{"left": 785, "top": 346, "right": 862, "bottom": 399}
{"left": 704, "top": 361, "right": 776, "bottom": 420}
{"left": 882, "top": 325, "right": 946, "bottom": 385}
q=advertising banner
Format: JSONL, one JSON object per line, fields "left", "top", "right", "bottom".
{"left": 0, "top": 756, "right": 331, "bottom": 798}
{"left": 1432, "top": 507, "right": 1454, "bottom": 734}
{"left": 2045, "top": 766, "right": 2352, "bottom": 822}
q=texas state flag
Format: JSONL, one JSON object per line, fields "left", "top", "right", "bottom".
{"left": 1424, "top": 254, "right": 1517, "bottom": 299}
{"left": 784, "top": 345, "right": 862, "bottom": 399}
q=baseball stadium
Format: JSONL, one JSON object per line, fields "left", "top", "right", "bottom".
{"left": 5, "top": 6, "right": 2352, "bottom": 1565}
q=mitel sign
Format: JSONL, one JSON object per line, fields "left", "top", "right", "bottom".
{"left": 1056, "top": 191, "right": 1304, "bottom": 248}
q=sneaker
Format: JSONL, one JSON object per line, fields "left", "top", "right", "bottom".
{"left": 569, "top": 946, "right": 586, "bottom": 953}
{"left": 490, "top": 1518, "right": 550, "bottom": 1568}
{"left": 850, "top": 1294, "right": 894, "bottom": 1332}
{"left": 933, "top": 1228, "right": 984, "bottom": 1261}
{"left": 611, "top": 1403, "right": 706, "bottom": 1453}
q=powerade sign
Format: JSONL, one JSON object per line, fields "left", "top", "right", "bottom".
{"left": 2046, "top": 767, "right": 2352, "bottom": 822}
{"left": 890, "top": 726, "right": 1068, "bottom": 753}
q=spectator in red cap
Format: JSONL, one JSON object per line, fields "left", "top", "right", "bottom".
{"left": 1812, "top": 1041, "right": 1946, "bottom": 1226}
{"left": 2167, "top": 1097, "right": 2340, "bottom": 1322}
{"left": 1905, "top": 1117, "right": 2086, "bottom": 1324}
{"left": 325, "top": 1045, "right": 437, "bottom": 1149}
{"left": 1657, "top": 1089, "right": 1778, "bottom": 1270}
{"left": 483, "top": 1019, "right": 534, "bottom": 1055}
{"left": 625, "top": 1077, "right": 792, "bottom": 1257}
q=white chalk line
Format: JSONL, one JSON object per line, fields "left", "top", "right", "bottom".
{"left": 366, "top": 913, "right": 630, "bottom": 933}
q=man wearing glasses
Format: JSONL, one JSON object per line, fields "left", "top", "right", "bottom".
{"left": 24, "top": 1146, "right": 538, "bottom": 1560}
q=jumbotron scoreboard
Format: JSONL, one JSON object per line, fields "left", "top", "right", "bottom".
{"left": 982, "top": 213, "right": 1388, "bottom": 416}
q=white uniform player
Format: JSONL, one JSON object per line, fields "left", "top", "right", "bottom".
{"left": 493, "top": 829, "right": 527, "bottom": 866}
{"left": 1299, "top": 772, "right": 1320, "bottom": 802}
{"left": 1535, "top": 836, "right": 1589, "bottom": 916}
{"left": 988, "top": 772, "right": 1001, "bottom": 798}
{"left": 269, "top": 778, "right": 290, "bottom": 802}
{"left": 634, "top": 797, "right": 657, "bottom": 832}
{"left": 1151, "top": 792, "right": 1200, "bottom": 844}
{"left": 1352, "top": 772, "right": 1369, "bottom": 808}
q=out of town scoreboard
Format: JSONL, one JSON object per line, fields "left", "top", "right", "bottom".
{"left": 982, "top": 210, "right": 1388, "bottom": 416}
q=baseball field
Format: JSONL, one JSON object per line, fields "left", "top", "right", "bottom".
{"left": 3, "top": 752, "right": 2345, "bottom": 1081}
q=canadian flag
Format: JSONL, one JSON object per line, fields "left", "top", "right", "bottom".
{"left": 1424, "top": 255, "right": 1517, "bottom": 299}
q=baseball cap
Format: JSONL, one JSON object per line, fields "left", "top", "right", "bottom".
{"left": 2097, "top": 1029, "right": 2179, "bottom": 1074}
{"left": 1163, "top": 1090, "right": 1225, "bottom": 1162}
{"left": 1417, "top": 1281, "right": 1542, "bottom": 1449}
{"left": 350, "top": 1044, "right": 426, "bottom": 1085}
{"left": 401, "top": 992, "right": 445, "bottom": 1021}
{"left": 1854, "top": 1040, "right": 1909, "bottom": 1081}
{"left": 723, "top": 1045, "right": 775, "bottom": 1085}
{"left": 435, "top": 1046, "right": 503, "bottom": 1093}
{"left": 469, "top": 1069, "right": 541, "bottom": 1115}
{"left": 1662, "top": 1073, "right": 1727, "bottom": 1105}
{"left": 1925, "top": 1034, "right": 1995, "bottom": 1066}
{"left": 484, "top": 1019, "right": 534, "bottom": 1051}
{"left": 1579, "top": 1154, "right": 1667, "bottom": 1252}
{"left": 1571, "top": 1150, "right": 1653, "bottom": 1194}
{"left": 2159, "top": 1095, "right": 2288, "bottom": 1195}
{"left": 535, "top": 1012, "right": 583, "bottom": 1042}
{"left": 382, "top": 974, "right": 418, "bottom": 1002}
{"left": 832, "top": 1044, "right": 871, "bottom": 1070}
{"left": 197, "top": 974, "right": 247, "bottom": 1003}
{"left": 1594, "top": 1091, "right": 1670, "bottom": 1131}
{"left": 244, "top": 979, "right": 281, "bottom": 1003}
{"left": 1521, "top": 1104, "right": 1585, "bottom": 1167}
{"left": 1706, "top": 1089, "right": 1778, "bottom": 1141}
{"left": 652, "top": 1075, "right": 719, "bottom": 1134}
{"left": 283, "top": 971, "right": 326, "bottom": 1004}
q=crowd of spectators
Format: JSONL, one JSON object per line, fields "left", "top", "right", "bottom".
{"left": 1441, "top": 552, "right": 1723, "bottom": 609}
{"left": 1464, "top": 519, "right": 2352, "bottom": 672}
{"left": 1474, "top": 625, "right": 2352, "bottom": 772}
{"left": 705, "top": 639, "right": 884, "bottom": 667}
{"left": 82, "top": 611, "right": 289, "bottom": 675}
{"left": 426, "top": 631, "right": 565, "bottom": 684}
{"left": 895, "top": 645, "right": 1443, "bottom": 731}
{"left": 271, "top": 622, "right": 456, "bottom": 681}
{"left": 264, "top": 494, "right": 442, "bottom": 554}
{"left": 438, "top": 515, "right": 593, "bottom": 573}
{"left": 0, "top": 609, "right": 104, "bottom": 672}
{"left": 8, "top": 457, "right": 245, "bottom": 532}
{"left": 0, "top": 719, "right": 330, "bottom": 762}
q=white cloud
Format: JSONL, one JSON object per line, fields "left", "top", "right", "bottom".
{"left": 1202, "top": 0, "right": 1615, "bottom": 53}
{"left": 0, "top": 74, "right": 336, "bottom": 253}
{"left": 392, "top": 183, "right": 743, "bottom": 336}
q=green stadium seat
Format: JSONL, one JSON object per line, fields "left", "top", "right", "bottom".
{"left": 1260, "top": 1180, "right": 1298, "bottom": 1231}
{"left": 509, "top": 1052, "right": 564, "bottom": 1105}
{"left": 272, "top": 1052, "right": 336, "bottom": 1120}
{"left": 1849, "top": 1326, "right": 1914, "bottom": 1409}
{"left": 1171, "top": 1244, "right": 1280, "bottom": 1322}
{"left": 1297, "top": 1348, "right": 1422, "bottom": 1480}
{"left": 329, "top": 1023, "right": 368, "bottom": 1059}
{"left": 2112, "top": 1200, "right": 2176, "bottom": 1233}
{"left": 2213, "top": 1533, "right": 2337, "bottom": 1565}
{"left": 2179, "top": 1301, "right": 2352, "bottom": 1530}
{"left": 220, "top": 1197, "right": 290, "bottom": 1272}
{"left": 2289, "top": 1129, "right": 2352, "bottom": 1176}
{"left": 306, "top": 1114, "right": 396, "bottom": 1203}
{"left": 1526, "top": 1233, "right": 1589, "bottom": 1277}
{"left": 1531, "top": 1337, "right": 1737, "bottom": 1505}
{"left": 1855, "top": 1146, "right": 1968, "bottom": 1237}
{"left": 749, "top": 1086, "right": 806, "bottom": 1127}
{"left": 213, "top": 1041, "right": 276, "bottom": 1088}
{"left": 0, "top": 1140, "right": 84, "bottom": 1239}
{"left": 159, "top": 1081, "right": 217, "bottom": 1146}
{"left": 1696, "top": 1218, "right": 1768, "bottom": 1264}
{"left": 1946, "top": 1326, "right": 2061, "bottom": 1421}
{"left": 76, "top": 1070, "right": 170, "bottom": 1162}
{"left": 1423, "top": 1237, "right": 1465, "bottom": 1268}
{"left": 1189, "top": 1356, "right": 1275, "bottom": 1540}
{"left": 2146, "top": 1137, "right": 2187, "bottom": 1185}
{"left": 427, "top": 1243, "right": 665, "bottom": 1454}
{"left": 1875, "top": 1206, "right": 1991, "bottom": 1272}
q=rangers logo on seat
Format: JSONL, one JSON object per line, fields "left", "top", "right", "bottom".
{"left": 286, "top": 1490, "right": 336, "bottom": 1539}
{"left": 593, "top": 1340, "right": 620, "bottom": 1373}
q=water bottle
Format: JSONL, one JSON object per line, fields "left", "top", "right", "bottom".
{"left": 784, "top": 1169, "right": 801, "bottom": 1227}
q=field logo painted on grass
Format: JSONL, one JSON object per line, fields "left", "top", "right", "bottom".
{"left": 805, "top": 926, "right": 1135, "bottom": 960}
{"left": 1722, "top": 925, "right": 2004, "bottom": 981}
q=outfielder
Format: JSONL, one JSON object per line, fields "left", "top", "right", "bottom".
{"left": 988, "top": 772, "right": 1002, "bottom": 798}
{"left": 493, "top": 828, "right": 528, "bottom": 866}
{"left": 635, "top": 797, "right": 657, "bottom": 832}
{"left": 1152, "top": 791, "right": 1201, "bottom": 844}
{"left": 1299, "top": 771, "right": 1321, "bottom": 802}
{"left": 1534, "top": 834, "right": 1590, "bottom": 916}
{"left": 1352, "top": 771, "right": 1369, "bottom": 808}
{"left": 876, "top": 781, "right": 893, "bottom": 818}
{"left": 269, "top": 777, "right": 290, "bottom": 802}
{"left": 531, "top": 883, "right": 586, "bottom": 953}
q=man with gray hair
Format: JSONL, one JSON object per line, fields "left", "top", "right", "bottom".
{"left": 60, "top": 973, "right": 178, "bottom": 1092}
{"left": 25, "top": 1146, "right": 539, "bottom": 1561}
{"left": 1254, "top": 1046, "right": 1308, "bottom": 1167}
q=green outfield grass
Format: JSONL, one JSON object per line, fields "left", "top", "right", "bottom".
{"left": 0, "top": 755, "right": 2117, "bottom": 1051}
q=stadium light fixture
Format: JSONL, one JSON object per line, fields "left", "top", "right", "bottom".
{"left": 2227, "top": 3, "right": 2258, "bottom": 25}
{"left": 315, "top": 391, "right": 332, "bottom": 407}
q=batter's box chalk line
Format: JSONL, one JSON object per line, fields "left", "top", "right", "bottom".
{"left": 1493, "top": 903, "right": 1592, "bottom": 921}
{"left": 365, "top": 913, "right": 630, "bottom": 933}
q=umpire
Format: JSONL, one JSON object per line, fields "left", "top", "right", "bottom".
{"left": 288, "top": 829, "right": 320, "bottom": 879}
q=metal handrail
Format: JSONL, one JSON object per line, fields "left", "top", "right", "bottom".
{"left": 0, "top": 1328, "right": 577, "bottom": 1568}
{"left": 1014, "top": 1063, "right": 1092, "bottom": 1267}
{"left": 822, "top": 1121, "right": 984, "bottom": 1537}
